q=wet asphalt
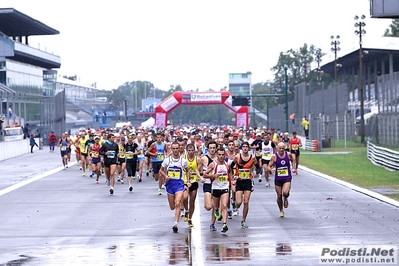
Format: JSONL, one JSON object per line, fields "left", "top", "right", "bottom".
{"left": 0, "top": 146, "right": 398, "bottom": 265}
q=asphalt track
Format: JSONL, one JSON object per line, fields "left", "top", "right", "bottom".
{"left": 0, "top": 146, "right": 398, "bottom": 265}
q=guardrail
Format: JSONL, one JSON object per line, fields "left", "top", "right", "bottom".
{"left": 367, "top": 140, "right": 399, "bottom": 171}
{"left": 304, "top": 139, "right": 318, "bottom": 152}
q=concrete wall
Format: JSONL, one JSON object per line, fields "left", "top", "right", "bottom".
{"left": 0, "top": 138, "right": 38, "bottom": 161}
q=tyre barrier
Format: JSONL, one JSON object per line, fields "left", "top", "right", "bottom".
{"left": 305, "top": 139, "right": 318, "bottom": 152}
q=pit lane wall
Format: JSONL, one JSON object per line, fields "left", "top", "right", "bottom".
{"left": 0, "top": 138, "right": 38, "bottom": 161}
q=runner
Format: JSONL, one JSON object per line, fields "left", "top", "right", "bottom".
{"left": 232, "top": 141, "right": 260, "bottom": 228}
{"left": 289, "top": 131, "right": 302, "bottom": 174}
{"left": 99, "top": 133, "right": 119, "bottom": 195}
{"left": 200, "top": 140, "right": 218, "bottom": 231}
{"left": 89, "top": 136, "right": 102, "bottom": 183}
{"left": 205, "top": 148, "right": 231, "bottom": 233}
{"left": 135, "top": 133, "right": 146, "bottom": 182}
{"left": 78, "top": 130, "right": 90, "bottom": 176}
{"left": 182, "top": 143, "right": 203, "bottom": 228}
{"left": 159, "top": 142, "right": 190, "bottom": 233}
{"left": 116, "top": 137, "right": 127, "bottom": 184}
{"left": 125, "top": 134, "right": 139, "bottom": 191}
{"left": 58, "top": 132, "right": 70, "bottom": 169}
{"left": 260, "top": 132, "right": 276, "bottom": 187}
{"left": 268, "top": 142, "right": 296, "bottom": 218}
{"left": 147, "top": 132, "right": 168, "bottom": 195}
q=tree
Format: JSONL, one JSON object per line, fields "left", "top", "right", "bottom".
{"left": 384, "top": 19, "right": 399, "bottom": 37}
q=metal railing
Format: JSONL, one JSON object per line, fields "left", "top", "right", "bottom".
{"left": 367, "top": 140, "right": 399, "bottom": 171}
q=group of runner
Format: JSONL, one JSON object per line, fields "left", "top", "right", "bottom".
{"left": 54, "top": 125, "right": 303, "bottom": 233}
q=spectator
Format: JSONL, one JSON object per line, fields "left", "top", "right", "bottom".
{"left": 301, "top": 116, "right": 309, "bottom": 139}
{"left": 8, "top": 105, "right": 12, "bottom": 119}
{"left": 23, "top": 123, "right": 30, "bottom": 139}
{"left": 48, "top": 131, "right": 57, "bottom": 152}
{"left": 29, "top": 134, "right": 38, "bottom": 153}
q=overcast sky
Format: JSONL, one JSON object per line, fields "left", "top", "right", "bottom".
{"left": 1, "top": 0, "right": 394, "bottom": 91}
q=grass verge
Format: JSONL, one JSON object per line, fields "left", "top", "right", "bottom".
{"left": 300, "top": 145, "right": 399, "bottom": 201}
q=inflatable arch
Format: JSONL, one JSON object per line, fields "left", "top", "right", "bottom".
{"left": 154, "top": 91, "right": 248, "bottom": 128}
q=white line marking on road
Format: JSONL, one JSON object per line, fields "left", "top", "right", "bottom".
{"left": 191, "top": 196, "right": 204, "bottom": 266}
{"left": 0, "top": 161, "right": 77, "bottom": 197}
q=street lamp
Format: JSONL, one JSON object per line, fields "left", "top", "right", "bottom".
{"left": 355, "top": 14, "right": 366, "bottom": 144}
{"left": 330, "top": 35, "right": 341, "bottom": 82}
{"left": 284, "top": 67, "right": 289, "bottom": 133}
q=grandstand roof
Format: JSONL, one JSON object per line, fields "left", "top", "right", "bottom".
{"left": 320, "top": 48, "right": 399, "bottom": 77}
{"left": 0, "top": 8, "right": 59, "bottom": 37}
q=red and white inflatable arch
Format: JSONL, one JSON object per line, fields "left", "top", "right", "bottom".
{"left": 154, "top": 91, "right": 248, "bottom": 128}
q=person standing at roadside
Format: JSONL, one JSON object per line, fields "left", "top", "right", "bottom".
{"left": 29, "top": 134, "right": 38, "bottom": 153}
{"left": 301, "top": 116, "right": 309, "bottom": 139}
{"left": 268, "top": 142, "right": 296, "bottom": 218}
{"left": 48, "top": 131, "right": 57, "bottom": 153}
{"left": 159, "top": 142, "right": 190, "bottom": 233}
{"left": 100, "top": 134, "right": 119, "bottom": 195}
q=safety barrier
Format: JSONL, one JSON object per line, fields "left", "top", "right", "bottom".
{"left": 304, "top": 139, "right": 318, "bottom": 152}
{"left": 367, "top": 140, "right": 399, "bottom": 171}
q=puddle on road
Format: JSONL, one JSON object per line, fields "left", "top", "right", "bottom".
{"left": 1, "top": 237, "right": 191, "bottom": 265}
{"left": 206, "top": 242, "right": 251, "bottom": 262}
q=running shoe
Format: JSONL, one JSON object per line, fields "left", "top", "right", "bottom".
{"left": 241, "top": 221, "right": 248, "bottom": 229}
{"left": 214, "top": 210, "right": 221, "bottom": 220}
{"left": 172, "top": 224, "right": 178, "bottom": 233}
{"left": 188, "top": 220, "right": 194, "bottom": 228}
{"left": 82, "top": 172, "right": 86, "bottom": 177}
{"left": 138, "top": 177, "right": 142, "bottom": 182}
{"left": 129, "top": 186, "right": 133, "bottom": 192}
{"left": 96, "top": 179, "right": 99, "bottom": 184}
{"left": 184, "top": 212, "right": 189, "bottom": 222}
{"left": 161, "top": 184, "right": 165, "bottom": 189}
{"left": 265, "top": 182, "right": 270, "bottom": 187}
{"left": 228, "top": 210, "right": 233, "bottom": 219}
{"left": 180, "top": 209, "right": 185, "bottom": 217}
{"left": 132, "top": 176, "right": 136, "bottom": 180}
{"left": 279, "top": 212, "right": 284, "bottom": 218}
{"left": 258, "top": 176, "right": 262, "bottom": 182}
{"left": 79, "top": 167, "right": 82, "bottom": 170}
{"left": 117, "top": 177, "right": 121, "bottom": 182}
{"left": 120, "top": 179, "right": 124, "bottom": 184}
{"left": 158, "top": 189, "right": 162, "bottom": 195}
{"left": 146, "top": 171, "right": 149, "bottom": 177}
{"left": 284, "top": 198, "right": 289, "bottom": 208}
{"left": 66, "top": 165, "right": 68, "bottom": 169}
{"left": 209, "top": 224, "right": 217, "bottom": 231}
{"left": 110, "top": 188, "right": 114, "bottom": 195}
{"left": 217, "top": 215, "right": 223, "bottom": 221}
{"left": 295, "top": 169, "right": 298, "bottom": 175}
{"left": 233, "top": 209, "right": 239, "bottom": 216}
{"left": 106, "top": 178, "right": 110, "bottom": 186}
{"left": 101, "top": 168, "right": 104, "bottom": 174}
{"left": 221, "top": 224, "right": 228, "bottom": 233}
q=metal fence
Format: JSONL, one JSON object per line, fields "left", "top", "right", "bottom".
{"left": 267, "top": 76, "right": 399, "bottom": 148}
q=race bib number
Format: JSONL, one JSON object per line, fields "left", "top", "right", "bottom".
{"left": 125, "top": 153, "right": 133, "bottom": 159}
{"left": 292, "top": 144, "right": 299, "bottom": 150}
{"left": 61, "top": 146, "right": 67, "bottom": 151}
{"left": 238, "top": 169, "right": 251, "bottom": 179}
{"left": 167, "top": 168, "right": 181, "bottom": 179}
{"left": 216, "top": 174, "right": 228, "bottom": 182}
{"left": 277, "top": 167, "right": 289, "bottom": 177}
{"left": 190, "top": 172, "right": 198, "bottom": 183}
{"left": 156, "top": 153, "right": 164, "bottom": 160}
{"left": 262, "top": 149, "right": 271, "bottom": 160}
{"left": 91, "top": 152, "right": 99, "bottom": 158}
{"left": 108, "top": 151, "right": 116, "bottom": 159}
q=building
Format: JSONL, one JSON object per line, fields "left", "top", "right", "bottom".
{"left": 0, "top": 8, "right": 62, "bottom": 138}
